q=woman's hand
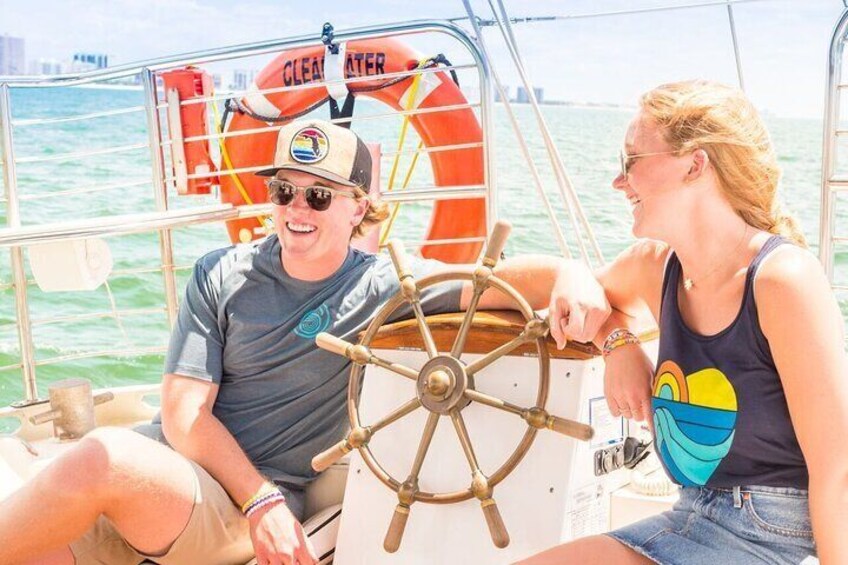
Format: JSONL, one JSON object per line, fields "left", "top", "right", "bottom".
{"left": 549, "top": 262, "right": 612, "bottom": 348}
{"left": 603, "top": 343, "right": 654, "bottom": 422}
{"left": 249, "top": 500, "right": 317, "bottom": 565}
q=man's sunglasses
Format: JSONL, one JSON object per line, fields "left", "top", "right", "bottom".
{"left": 265, "top": 179, "right": 356, "bottom": 211}
{"left": 619, "top": 149, "right": 677, "bottom": 177}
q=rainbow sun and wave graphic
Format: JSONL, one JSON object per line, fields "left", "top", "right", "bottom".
{"left": 652, "top": 360, "right": 738, "bottom": 486}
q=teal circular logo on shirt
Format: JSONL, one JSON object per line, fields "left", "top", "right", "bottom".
{"left": 295, "top": 304, "right": 332, "bottom": 339}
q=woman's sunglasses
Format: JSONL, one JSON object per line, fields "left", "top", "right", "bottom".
{"left": 265, "top": 179, "right": 356, "bottom": 211}
{"left": 619, "top": 149, "right": 677, "bottom": 176}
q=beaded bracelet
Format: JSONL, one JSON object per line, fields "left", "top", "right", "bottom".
{"left": 240, "top": 482, "right": 279, "bottom": 515}
{"left": 602, "top": 328, "right": 640, "bottom": 357}
{"left": 244, "top": 490, "right": 280, "bottom": 512}
{"left": 244, "top": 491, "right": 286, "bottom": 518}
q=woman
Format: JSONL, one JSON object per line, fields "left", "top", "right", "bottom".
{"left": 535, "top": 80, "right": 848, "bottom": 564}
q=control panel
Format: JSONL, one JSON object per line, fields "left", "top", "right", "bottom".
{"left": 594, "top": 444, "right": 625, "bottom": 476}
{"left": 594, "top": 437, "right": 652, "bottom": 476}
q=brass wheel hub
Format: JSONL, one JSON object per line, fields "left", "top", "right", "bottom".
{"left": 416, "top": 356, "right": 473, "bottom": 414}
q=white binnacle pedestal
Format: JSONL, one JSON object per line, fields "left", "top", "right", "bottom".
{"left": 334, "top": 347, "right": 646, "bottom": 565}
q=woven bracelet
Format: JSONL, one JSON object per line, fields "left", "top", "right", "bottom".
{"left": 602, "top": 328, "right": 640, "bottom": 357}
{"left": 240, "top": 482, "right": 279, "bottom": 514}
{"left": 245, "top": 491, "right": 286, "bottom": 518}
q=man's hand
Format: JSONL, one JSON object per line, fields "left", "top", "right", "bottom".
{"left": 249, "top": 501, "right": 317, "bottom": 565}
{"left": 548, "top": 263, "right": 611, "bottom": 347}
{"left": 603, "top": 344, "right": 654, "bottom": 422}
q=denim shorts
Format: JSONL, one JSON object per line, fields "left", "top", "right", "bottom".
{"left": 607, "top": 485, "right": 818, "bottom": 565}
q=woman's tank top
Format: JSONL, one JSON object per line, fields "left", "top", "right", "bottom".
{"left": 652, "top": 235, "right": 808, "bottom": 488}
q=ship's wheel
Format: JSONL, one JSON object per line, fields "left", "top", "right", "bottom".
{"left": 311, "top": 221, "right": 594, "bottom": 551}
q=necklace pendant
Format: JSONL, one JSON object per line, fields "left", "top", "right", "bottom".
{"left": 684, "top": 278, "right": 694, "bottom": 291}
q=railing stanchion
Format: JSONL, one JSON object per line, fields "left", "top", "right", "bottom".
{"left": 143, "top": 69, "right": 179, "bottom": 327}
{"left": 820, "top": 9, "right": 848, "bottom": 281}
{"left": 0, "top": 84, "right": 40, "bottom": 405}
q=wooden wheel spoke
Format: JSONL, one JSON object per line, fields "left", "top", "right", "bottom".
{"left": 450, "top": 409, "right": 482, "bottom": 472}
{"left": 388, "top": 239, "right": 438, "bottom": 358}
{"left": 464, "top": 316, "right": 548, "bottom": 376}
{"left": 464, "top": 388, "right": 525, "bottom": 418}
{"left": 383, "top": 412, "right": 440, "bottom": 553}
{"left": 465, "top": 333, "right": 531, "bottom": 376}
{"left": 464, "top": 389, "right": 593, "bottom": 441}
{"left": 450, "top": 407, "right": 511, "bottom": 548}
{"left": 410, "top": 300, "right": 439, "bottom": 358}
{"left": 316, "top": 333, "right": 420, "bottom": 380}
{"left": 409, "top": 411, "right": 441, "bottom": 479}
{"left": 451, "top": 289, "right": 483, "bottom": 359}
{"left": 451, "top": 222, "right": 514, "bottom": 360}
{"left": 369, "top": 397, "right": 422, "bottom": 434}
{"left": 368, "top": 354, "right": 420, "bottom": 381}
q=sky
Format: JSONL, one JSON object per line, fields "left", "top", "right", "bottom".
{"left": 0, "top": 0, "right": 845, "bottom": 118}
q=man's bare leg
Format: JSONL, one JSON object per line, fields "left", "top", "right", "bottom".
{"left": 0, "top": 427, "right": 198, "bottom": 564}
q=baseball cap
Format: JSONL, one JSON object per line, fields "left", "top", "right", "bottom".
{"left": 255, "top": 119, "right": 372, "bottom": 190}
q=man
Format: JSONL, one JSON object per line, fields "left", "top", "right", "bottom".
{"left": 0, "top": 119, "right": 609, "bottom": 565}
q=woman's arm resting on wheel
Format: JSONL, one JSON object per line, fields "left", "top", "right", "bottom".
{"left": 592, "top": 241, "right": 669, "bottom": 422}
{"left": 458, "top": 255, "right": 611, "bottom": 345}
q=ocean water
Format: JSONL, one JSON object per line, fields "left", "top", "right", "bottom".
{"left": 0, "top": 87, "right": 842, "bottom": 411}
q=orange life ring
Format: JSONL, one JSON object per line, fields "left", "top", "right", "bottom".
{"left": 219, "top": 37, "right": 485, "bottom": 263}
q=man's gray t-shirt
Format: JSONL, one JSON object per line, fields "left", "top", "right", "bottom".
{"left": 162, "top": 235, "right": 461, "bottom": 488}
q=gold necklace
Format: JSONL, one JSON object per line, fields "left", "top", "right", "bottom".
{"left": 683, "top": 224, "right": 749, "bottom": 291}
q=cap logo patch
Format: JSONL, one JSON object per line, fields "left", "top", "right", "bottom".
{"left": 290, "top": 127, "right": 329, "bottom": 164}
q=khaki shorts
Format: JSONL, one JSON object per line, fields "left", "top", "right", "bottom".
{"left": 70, "top": 461, "right": 254, "bottom": 565}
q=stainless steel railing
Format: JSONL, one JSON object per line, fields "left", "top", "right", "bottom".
{"left": 0, "top": 205, "right": 239, "bottom": 247}
{"left": 0, "top": 85, "right": 38, "bottom": 403}
{"left": 15, "top": 142, "right": 150, "bottom": 165}
{"left": 12, "top": 105, "right": 147, "bottom": 126}
{"left": 171, "top": 100, "right": 481, "bottom": 146}
{"left": 820, "top": 8, "right": 848, "bottom": 281}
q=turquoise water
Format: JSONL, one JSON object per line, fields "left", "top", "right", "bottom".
{"left": 0, "top": 87, "right": 842, "bottom": 410}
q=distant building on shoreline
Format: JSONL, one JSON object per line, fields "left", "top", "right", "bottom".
{"left": 230, "top": 69, "right": 257, "bottom": 91}
{"left": 71, "top": 52, "right": 109, "bottom": 72}
{"left": 28, "top": 58, "right": 63, "bottom": 75}
{"left": 495, "top": 85, "right": 511, "bottom": 102}
{"left": 0, "top": 34, "right": 26, "bottom": 75}
{"left": 515, "top": 86, "right": 544, "bottom": 104}
{"left": 495, "top": 84, "right": 548, "bottom": 104}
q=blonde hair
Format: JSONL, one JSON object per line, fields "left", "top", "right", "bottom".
{"left": 351, "top": 185, "right": 389, "bottom": 239}
{"left": 639, "top": 80, "right": 807, "bottom": 246}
